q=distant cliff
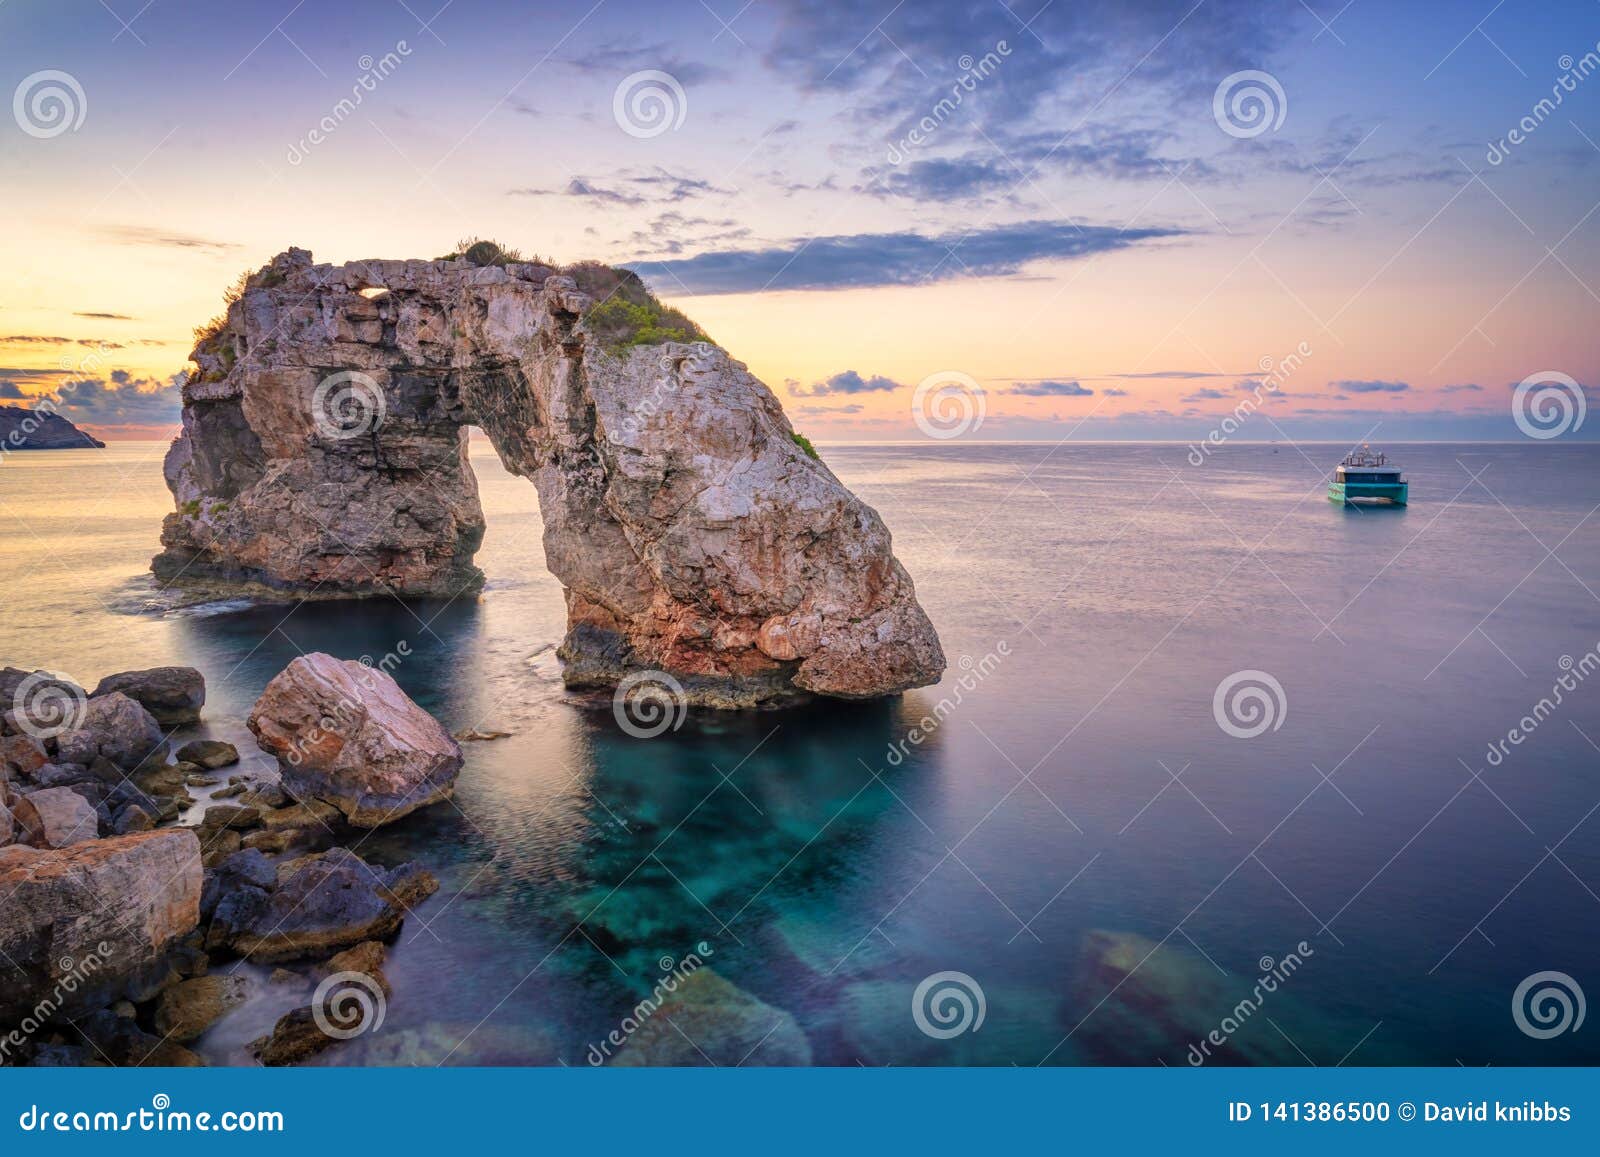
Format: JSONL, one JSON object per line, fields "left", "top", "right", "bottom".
{"left": 0, "top": 404, "right": 105, "bottom": 450}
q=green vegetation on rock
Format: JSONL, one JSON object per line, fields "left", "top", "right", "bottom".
{"left": 791, "top": 431, "right": 820, "bottom": 461}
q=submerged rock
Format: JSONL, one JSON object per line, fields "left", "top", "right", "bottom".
{"left": 152, "top": 249, "right": 943, "bottom": 705}
{"left": 91, "top": 667, "right": 205, "bottom": 727}
{"left": 247, "top": 653, "right": 462, "bottom": 828}
{"left": 608, "top": 968, "right": 811, "bottom": 1066}
{"left": 0, "top": 829, "right": 203, "bottom": 1024}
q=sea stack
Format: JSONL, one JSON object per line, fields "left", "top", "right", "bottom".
{"left": 152, "top": 248, "right": 944, "bottom": 705}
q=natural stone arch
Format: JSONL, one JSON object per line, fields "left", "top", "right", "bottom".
{"left": 155, "top": 248, "right": 945, "bottom": 705}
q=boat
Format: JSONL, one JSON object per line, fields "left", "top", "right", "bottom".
{"left": 1329, "top": 445, "right": 1408, "bottom": 506}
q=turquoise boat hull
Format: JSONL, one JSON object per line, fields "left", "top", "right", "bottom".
{"left": 1329, "top": 480, "right": 1407, "bottom": 506}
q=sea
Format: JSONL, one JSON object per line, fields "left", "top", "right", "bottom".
{"left": 2, "top": 439, "right": 1597, "bottom": 1066}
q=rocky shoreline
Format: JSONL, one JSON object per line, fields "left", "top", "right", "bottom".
{"left": 0, "top": 656, "right": 450, "bottom": 1067}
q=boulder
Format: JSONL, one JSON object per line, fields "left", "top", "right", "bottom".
{"left": 55, "top": 692, "right": 164, "bottom": 771}
{"left": 0, "top": 829, "right": 203, "bottom": 1024}
{"left": 154, "top": 974, "right": 252, "bottom": 1042}
{"left": 210, "top": 846, "right": 437, "bottom": 962}
{"left": 71, "top": 1009, "right": 203, "bottom": 1067}
{"left": 12, "top": 786, "right": 99, "bottom": 847}
{"left": 0, "top": 803, "right": 12, "bottom": 846}
{"left": 0, "top": 733, "right": 48, "bottom": 776}
{"left": 252, "top": 1005, "right": 347, "bottom": 1067}
{"left": 319, "top": 939, "right": 390, "bottom": 995}
{"left": 175, "top": 739, "right": 238, "bottom": 769}
{"left": 91, "top": 667, "right": 205, "bottom": 727}
{"left": 247, "top": 654, "right": 462, "bottom": 827}
{"left": 608, "top": 968, "right": 811, "bottom": 1066}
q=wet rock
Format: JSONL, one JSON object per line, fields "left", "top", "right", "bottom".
{"left": 247, "top": 653, "right": 462, "bottom": 827}
{"left": 319, "top": 940, "right": 390, "bottom": 995}
{"left": 72, "top": 1009, "right": 204, "bottom": 1067}
{"left": 154, "top": 974, "right": 252, "bottom": 1042}
{"left": 200, "top": 803, "right": 261, "bottom": 830}
{"left": 200, "top": 828, "right": 243, "bottom": 868}
{"left": 56, "top": 693, "right": 164, "bottom": 771}
{"left": 608, "top": 968, "right": 811, "bottom": 1066}
{"left": 175, "top": 739, "right": 239, "bottom": 769}
{"left": 12, "top": 786, "right": 98, "bottom": 848}
{"left": 111, "top": 803, "right": 155, "bottom": 834}
{"left": 92, "top": 667, "right": 205, "bottom": 727}
{"left": 241, "top": 829, "right": 295, "bottom": 853}
{"left": 257, "top": 799, "right": 340, "bottom": 831}
{"left": 212, "top": 846, "right": 437, "bottom": 963}
{"left": 251, "top": 1005, "right": 346, "bottom": 1066}
{"left": 0, "top": 829, "right": 203, "bottom": 1024}
{"left": 200, "top": 847, "right": 278, "bottom": 920}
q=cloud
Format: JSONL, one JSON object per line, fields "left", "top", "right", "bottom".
{"left": 1334, "top": 379, "right": 1410, "bottom": 393}
{"left": 512, "top": 169, "right": 729, "bottom": 207}
{"left": 0, "top": 381, "right": 27, "bottom": 399}
{"left": 97, "top": 225, "right": 241, "bottom": 253}
{"left": 559, "top": 43, "right": 727, "bottom": 87}
{"left": 1440, "top": 383, "right": 1483, "bottom": 393}
{"left": 1181, "top": 388, "right": 1229, "bottom": 401}
{"left": 795, "top": 403, "right": 864, "bottom": 415}
{"left": 1008, "top": 380, "right": 1093, "bottom": 396}
{"left": 42, "top": 370, "right": 184, "bottom": 428}
{"left": 790, "top": 370, "right": 904, "bottom": 397}
{"left": 633, "top": 220, "right": 1181, "bottom": 294}
{"left": 73, "top": 311, "right": 136, "bottom": 320}
{"left": 1101, "top": 386, "right": 1129, "bottom": 396}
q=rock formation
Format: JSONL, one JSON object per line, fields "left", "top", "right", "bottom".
{"left": 153, "top": 248, "right": 944, "bottom": 705}
{"left": 247, "top": 652, "right": 462, "bottom": 827}
{"left": 0, "top": 404, "right": 104, "bottom": 451}
{"left": 91, "top": 666, "right": 205, "bottom": 727}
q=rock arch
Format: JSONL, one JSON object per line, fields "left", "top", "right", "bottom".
{"left": 154, "top": 248, "right": 944, "bottom": 705}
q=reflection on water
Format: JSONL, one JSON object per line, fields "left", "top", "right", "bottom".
{"left": 3, "top": 441, "right": 1599, "bottom": 1065}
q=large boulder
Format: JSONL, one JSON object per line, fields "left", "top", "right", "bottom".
{"left": 0, "top": 829, "right": 204, "bottom": 1025}
{"left": 11, "top": 787, "right": 98, "bottom": 848}
{"left": 91, "top": 667, "right": 205, "bottom": 727}
{"left": 209, "top": 846, "right": 437, "bottom": 962}
{"left": 247, "top": 653, "right": 461, "bottom": 827}
{"left": 55, "top": 692, "right": 164, "bottom": 771}
{"left": 150, "top": 250, "right": 945, "bottom": 706}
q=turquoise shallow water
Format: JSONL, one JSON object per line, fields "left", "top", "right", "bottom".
{"left": 2, "top": 440, "right": 1598, "bottom": 1065}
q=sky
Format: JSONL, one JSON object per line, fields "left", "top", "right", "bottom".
{"left": 0, "top": 0, "right": 1596, "bottom": 442}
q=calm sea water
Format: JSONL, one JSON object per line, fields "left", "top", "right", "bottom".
{"left": 2, "top": 440, "right": 1598, "bottom": 1066}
